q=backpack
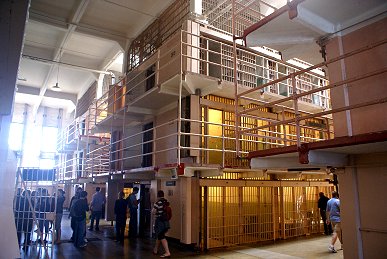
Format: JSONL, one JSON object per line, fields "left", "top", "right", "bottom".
{"left": 161, "top": 200, "right": 172, "bottom": 221}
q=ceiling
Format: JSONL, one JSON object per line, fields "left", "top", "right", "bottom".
{"left": 244, "top": 0, "right": 387, "bottom": 64}
{"left": 18, "top": 0, "right": 387, "bottom": 114}
{"left": 17, "top": 0, "right": 174, "bottom": 113}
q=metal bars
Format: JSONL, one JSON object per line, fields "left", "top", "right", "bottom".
{"left": 200, "top": 181, "right": 334, "bottom": 249}
{"left": 14, "top": 168, "right": 59, "bottom": 258}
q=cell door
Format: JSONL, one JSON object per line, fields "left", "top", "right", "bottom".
{"left": 139, "top": 184, "right": 152, "bottom": 237}
{"left": 207, "top": 108, "right": 223, "bottom": 164}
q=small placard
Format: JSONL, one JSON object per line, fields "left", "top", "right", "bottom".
{"left": 166, "top": 181, "right": 176, "bottom": 186}
{"left": 168, "top": 190, "right": 173, "bottom": 196}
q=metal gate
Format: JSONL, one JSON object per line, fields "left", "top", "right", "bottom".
{"left": 14, "top": 167, "right": 59, "bottom": 258}
{"left": 200, "top": 179, "right": 334, "bottom": 249}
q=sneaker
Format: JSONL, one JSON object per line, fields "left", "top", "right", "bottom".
{"left": 79, "top": 244, "right": 87, "bottom": 248}
{"left": 84, "top": 238, "right": 88, "bottom": 243}
{"left": 88, "top": 227, "right": 93, "bottom": 231}
{"left": 328, "top": 245, "right": 337, "bottom": 253}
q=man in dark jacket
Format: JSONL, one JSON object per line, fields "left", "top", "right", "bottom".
{"left": 71, "top": 191, "right": 89, "bottom": 248}
{"left": 114, "top": 191, "right": 127, "bottom": 244}
{"left": 69, "top": 186, "right": 83, "bottom": 242}
{"left": 318, "top": 192, "right": 332, "bottom": 235}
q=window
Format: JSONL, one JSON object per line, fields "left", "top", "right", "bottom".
{"left": 24, "top": 125, "right": 42, "bottom": 158}
{"left": 20, "top": 125, "right": 58, "bottom": 169}
{"left": 40, "top": 159, "right": 56, "bottom": 169}
{"left": 41, "top": 127, "right": 58, "bottom": 153}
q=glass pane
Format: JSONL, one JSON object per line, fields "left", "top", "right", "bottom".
{"left": 26, "top": 125, "right": 42, "bottom": 154}
{"left": 41, "top": 127, "right": 58, "bottom": 152}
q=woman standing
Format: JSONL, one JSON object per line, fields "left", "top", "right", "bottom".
{"left": 152, "top": 190, "right": 171, "bottom": 258}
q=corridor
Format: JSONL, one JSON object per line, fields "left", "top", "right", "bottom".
{"left": 19, "top": 212, "right": 343, "bottom": 259}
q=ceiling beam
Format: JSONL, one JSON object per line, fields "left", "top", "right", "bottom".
{"left": 99, "top": 49, "right": 123, "bottom": 71}
{"left": 75, "top": 24, "right": 128, "bottom": 51}
{"left": 76, "top": 74, "right": 98, "bottom": 100}
{"left": 17, "top": 85, "right": 77, "bottom": 104}
{"left": 32, "top": 0, "right": 91, "bottom": 117}
{"left": 28, "top": 10, "right": 68, "bottom": 31}
{"left": 21, "top": 54, "right": 112, "bottom": 74}
{"left": 28, "top": 10, "right": 130, "bottom": 50}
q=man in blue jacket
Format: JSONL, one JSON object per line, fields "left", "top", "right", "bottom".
{"left": 326, "top": 191, "right": 342, "bottom": 253}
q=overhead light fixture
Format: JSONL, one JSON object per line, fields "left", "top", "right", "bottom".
{"left": 52, "top": 82, "right": 61, "bottom": 91}
{"left": 52, "top": 65, "right": 62, "bottom": 91}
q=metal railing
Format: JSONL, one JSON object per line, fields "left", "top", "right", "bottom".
{"left": 235, "top": 37, "right": 387, "bottom": 152}
{"left": 57, "top": 26, "right": 334, "bottom": 179}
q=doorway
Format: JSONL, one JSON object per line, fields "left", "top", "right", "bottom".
{"left": 139, "top": 184, "right": 152, "bottom": 237}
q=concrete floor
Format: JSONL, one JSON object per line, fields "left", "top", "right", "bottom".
{"left": 19, "top": 212, "right": 343, "bottom": 259}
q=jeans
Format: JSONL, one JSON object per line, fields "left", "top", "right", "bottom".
{"left": 90, "top": 211, "right": 102, "bottom": 229}
{"left": 115, "top": 217, "right": 126, "bottom": 242}
{"left": 70, "top": 217, "right": 76, "bottom": 240}
{"left": 74, "top": 218, "right": 86, "bottom": 247}
{"left": 129, "top": 208, "right": 138, "bottom": 237}
{"left": 320, "top": 209, "right": 332, "bottom": 234}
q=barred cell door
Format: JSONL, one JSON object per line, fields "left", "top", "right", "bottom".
{"left": 14, "top": 167, "right": 59, "bottom": 258}
{"left": 200, "top": 180, "right": 335, "bottom": 250}
{"left": 200, "top": 183, "right": 275, "bottom": 249}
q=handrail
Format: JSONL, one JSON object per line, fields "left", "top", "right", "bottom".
{"left": 57, "top": 26, "right": 343, "bottom": 179}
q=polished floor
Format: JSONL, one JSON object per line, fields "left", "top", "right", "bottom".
{"left": 19, "top": 212, "right": 343, "bottom": 259}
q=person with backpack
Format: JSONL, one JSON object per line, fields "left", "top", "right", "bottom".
{"left": 152, "top": 190, "right": 171, "bottom": 258}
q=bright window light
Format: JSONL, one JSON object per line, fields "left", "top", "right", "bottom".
{"left": 24, "top": 125, "right": 42, "bottom": 157}
{"left": 40, "top": 159, "right": 56, "bottom": 169}
{"left": 8, "top": 122, "right": 23, "bottom": 151}
{"left": 22, "top": 125, "right": 42, "bottom": 167}
{"left": 41, "top": 127, "right": 58, "bottom": 153}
